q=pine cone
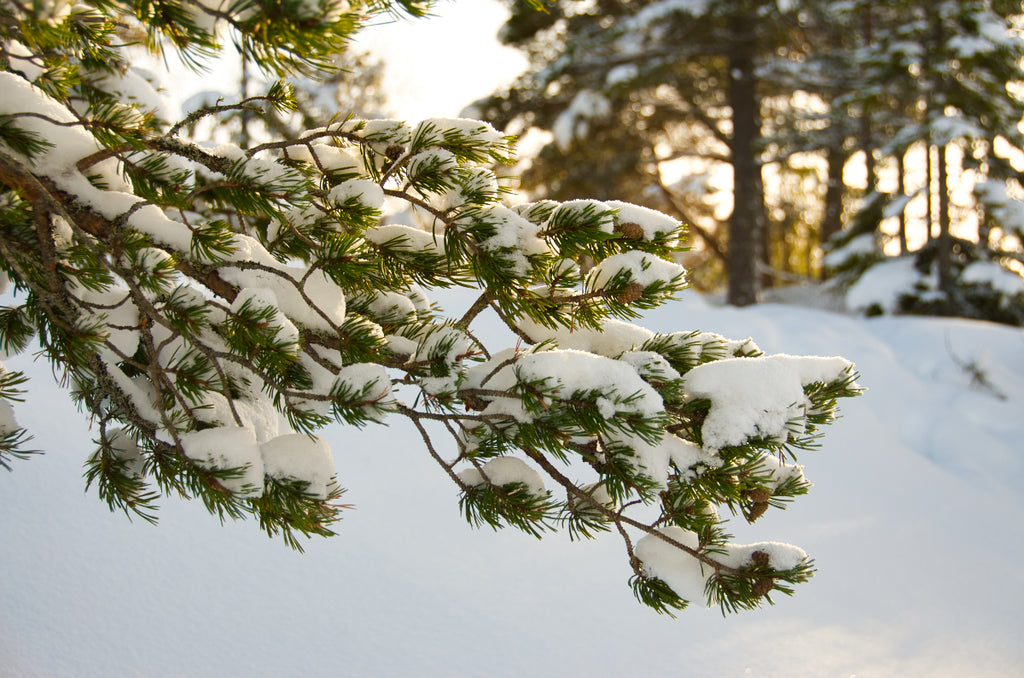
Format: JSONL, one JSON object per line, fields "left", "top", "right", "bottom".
{"left": 752, "top": 576, "right": 775, "bottom": 597}
{"left": 616, "top": 282, "right": 645, "bottom": 304}
{"left": 748, "top": 487, "right": 772, "bottom": 504}
{"left": 614, "top": 222, "right": 645, "bottom": 240}
{"left": 750, "top": 550, "right": 771, "bottom": 568}
{"left": 747, "top": 501, "right": 769, "bottom": 522}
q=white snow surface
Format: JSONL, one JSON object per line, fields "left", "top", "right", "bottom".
{"left": 2, "top": 287, "right": 1024, "bottom": 677}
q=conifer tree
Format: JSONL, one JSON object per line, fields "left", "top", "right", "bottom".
{"left": 0, "top": 0, "right": 859, "bottom": 614}
{"left": 477, "top": 0, "right": 818, "bottom": 304}
{"left": 823, "top": 0, "right": 1024, "bottom": 324}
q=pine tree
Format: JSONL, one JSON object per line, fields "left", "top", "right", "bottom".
{"left": 0, "top": 0, "right": 860, "bottom": 614}
{"left": 477, "top": 0, "right": 821, "bottom": 304}
{"left": 822, "top": 0, "right": 1024, "bottom": 324}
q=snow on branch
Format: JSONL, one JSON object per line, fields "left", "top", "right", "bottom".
{"left": 0, "top": 0, "right": 860, "bottom": 613}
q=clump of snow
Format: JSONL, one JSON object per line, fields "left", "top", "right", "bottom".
{"left": 218, "top": 240, "right": 346, "bottom": 332}
{"left": 552, "top": 90, "right": 612, "bottom": 151}
{"left": 106, "top": 428, "right": 145, "bottom": 477}
{"left": 410, "top": 325, "right": 473, "bottom": 365}
{"left": 587, "top": 251, "right": 686, "bottom": 291}
{"left": 100, "top": 362, "right": 162, "bottom": 425}
{"left": 845, "top": 257, "right": 921, "bottom": 313}
{"left": 473, "top": 205, "right": 552, "bottom": 274}
{"left": 618, "top": 350, "right": 682, "bottom": 383}
{"left": 328, "top": 179, "right": 385, "bottom": 211}
{"left": 751, "top": 451, "right": 806, "bottom": 491}
{"left": 520, "top": 317, "right": 655, "bottom": 356}
{"left": 364, "top": 223, "right": 445, "bottom": 256}
{"left": 97, "top": 67, "right": 169, "bottom": 119}
{"left": 684, "top": 354, "right": 853, "bottom": 451}
{"left": 260, "top": 434, "right": 337, "bottom": 499}
{"left": 606, "top": 200, "right": 681, "bottom": 243}
{"left": 231, "top": 288, "right": 300, "bottom": 348}
{"left": 606, "top": 63, "right": 639, "bottom": 87}
{"left": 522, "top": 349, "right": 664, "bottom": 418}
{"left": 334, "top": 362, "right": 393, "bottom": 415}
{"left": 0, "top": 72, "right": 102, "bottom": 172}
{"left": 461, "top": 346, "right": 667, "bottom": 422}
{"left": 442, "top": 166, "right": 499, "bottom": 211}
{"left": 635, "top": 526, "right": 708, "bottom": 602}
{"left": 0, "top": 363, "right": 20, "bottom": 435}
{"left": 5, "top": 40, "right": 46, "bottom": 81}
{"left": 961, "top": 261, "right": 1024, "bottom": 298}
{"left": 823, "top": 232, "right": 877, "bottom": 269}
{"left": 287, "top": 142, "right": 363, "bottom": 175}
{"left": 407, "top": 148, "right": 458, "bottom": 180}
{"left": 546, "top": 199, "right": 616, "bottom": 233}
{"left": 607, "top": 428, "right": 719, "bottom": 488}
{"left": 179, "top": 426, "right": 264, "bottom": 497}
{"left": 637, "top": 527, "right": 810, "bottom": 605}
{"left": 354, "top": 289, "right": 419, "bottom": 323}
{"left": 70, "top": 284, "right": 140, "bottom": 358}
{"left": 415, "top": 117, "right": 505, "bottom": 148}
{"left": 457, "top": 456, "right": 547, "bottom": 498}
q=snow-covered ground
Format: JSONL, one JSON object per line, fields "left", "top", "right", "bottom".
{"left": 2, "top": 287, "right": 1022, "bottom": 677}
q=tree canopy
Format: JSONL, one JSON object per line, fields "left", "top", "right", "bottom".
{"left": 477, "top": 0, "right": 1024, "bottom": 320}
{"left": 0, "top": 0, "right": 859, "bottom": 614}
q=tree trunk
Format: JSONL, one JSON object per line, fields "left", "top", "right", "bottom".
{"left": 821, "top": 146, "right": 845, "bottom": 247}
{"left": 926, "top": 143, "right": 935, "bottom": 242}
{"left": 937, "top": 144, "right": 955, "bottom": 294}
{"left": 897, "top": 149, "right": 908, "bottom": 254}
{"left": 727, "top": 17, "right": 762, "bottom": 307}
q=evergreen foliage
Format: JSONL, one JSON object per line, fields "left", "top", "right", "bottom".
{"left": 820, "top": 0, "right": 1024, "bottom": 325}
{"left": 479, "top": 0, "right": 1024, "bottom": 322}
{"left": 0, "top": 0, "right": 859, "bottom": 614}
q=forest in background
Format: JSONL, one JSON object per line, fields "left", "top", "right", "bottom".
{"left": 472, "top": 0, "right": 1024, "bottom": 322}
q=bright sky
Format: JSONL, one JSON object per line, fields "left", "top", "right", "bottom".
{"left": 354, "top": 0, "right": 528, "bottom": 120}
{"left": 157, "top": 0, "right": 526, "bottom": 124}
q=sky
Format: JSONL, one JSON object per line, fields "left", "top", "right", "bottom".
{"left": 354, "top": 0, "right": 528, "bottom": 120}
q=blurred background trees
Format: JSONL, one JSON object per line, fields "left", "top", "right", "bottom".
{"left": 473, "top": 0, "right": 1024, "bottom": 321}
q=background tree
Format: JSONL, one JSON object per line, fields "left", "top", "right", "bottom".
{"left": 481, "top": 0, "right": 1024, "bottom": 321}
{"left": 476, "top": 0, "right": 819, "bottom": 305}
{"left": 824, "top": 0, "right": 1024, "bottom": 324}
{"left": 0, "top": 0, "right": 859, "bottom": 614}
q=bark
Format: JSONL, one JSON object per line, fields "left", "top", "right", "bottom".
{"left": 821, "top": 146, "right": 845, "bottom": 247}
{"left": 897, "top": 150, "right": 908, "bottom": 254}
{"left": 726, "top": 15, "right": 762, "bottom": 307}
{"left": 937, "top": 144, "right": 955, "bottom": 294}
